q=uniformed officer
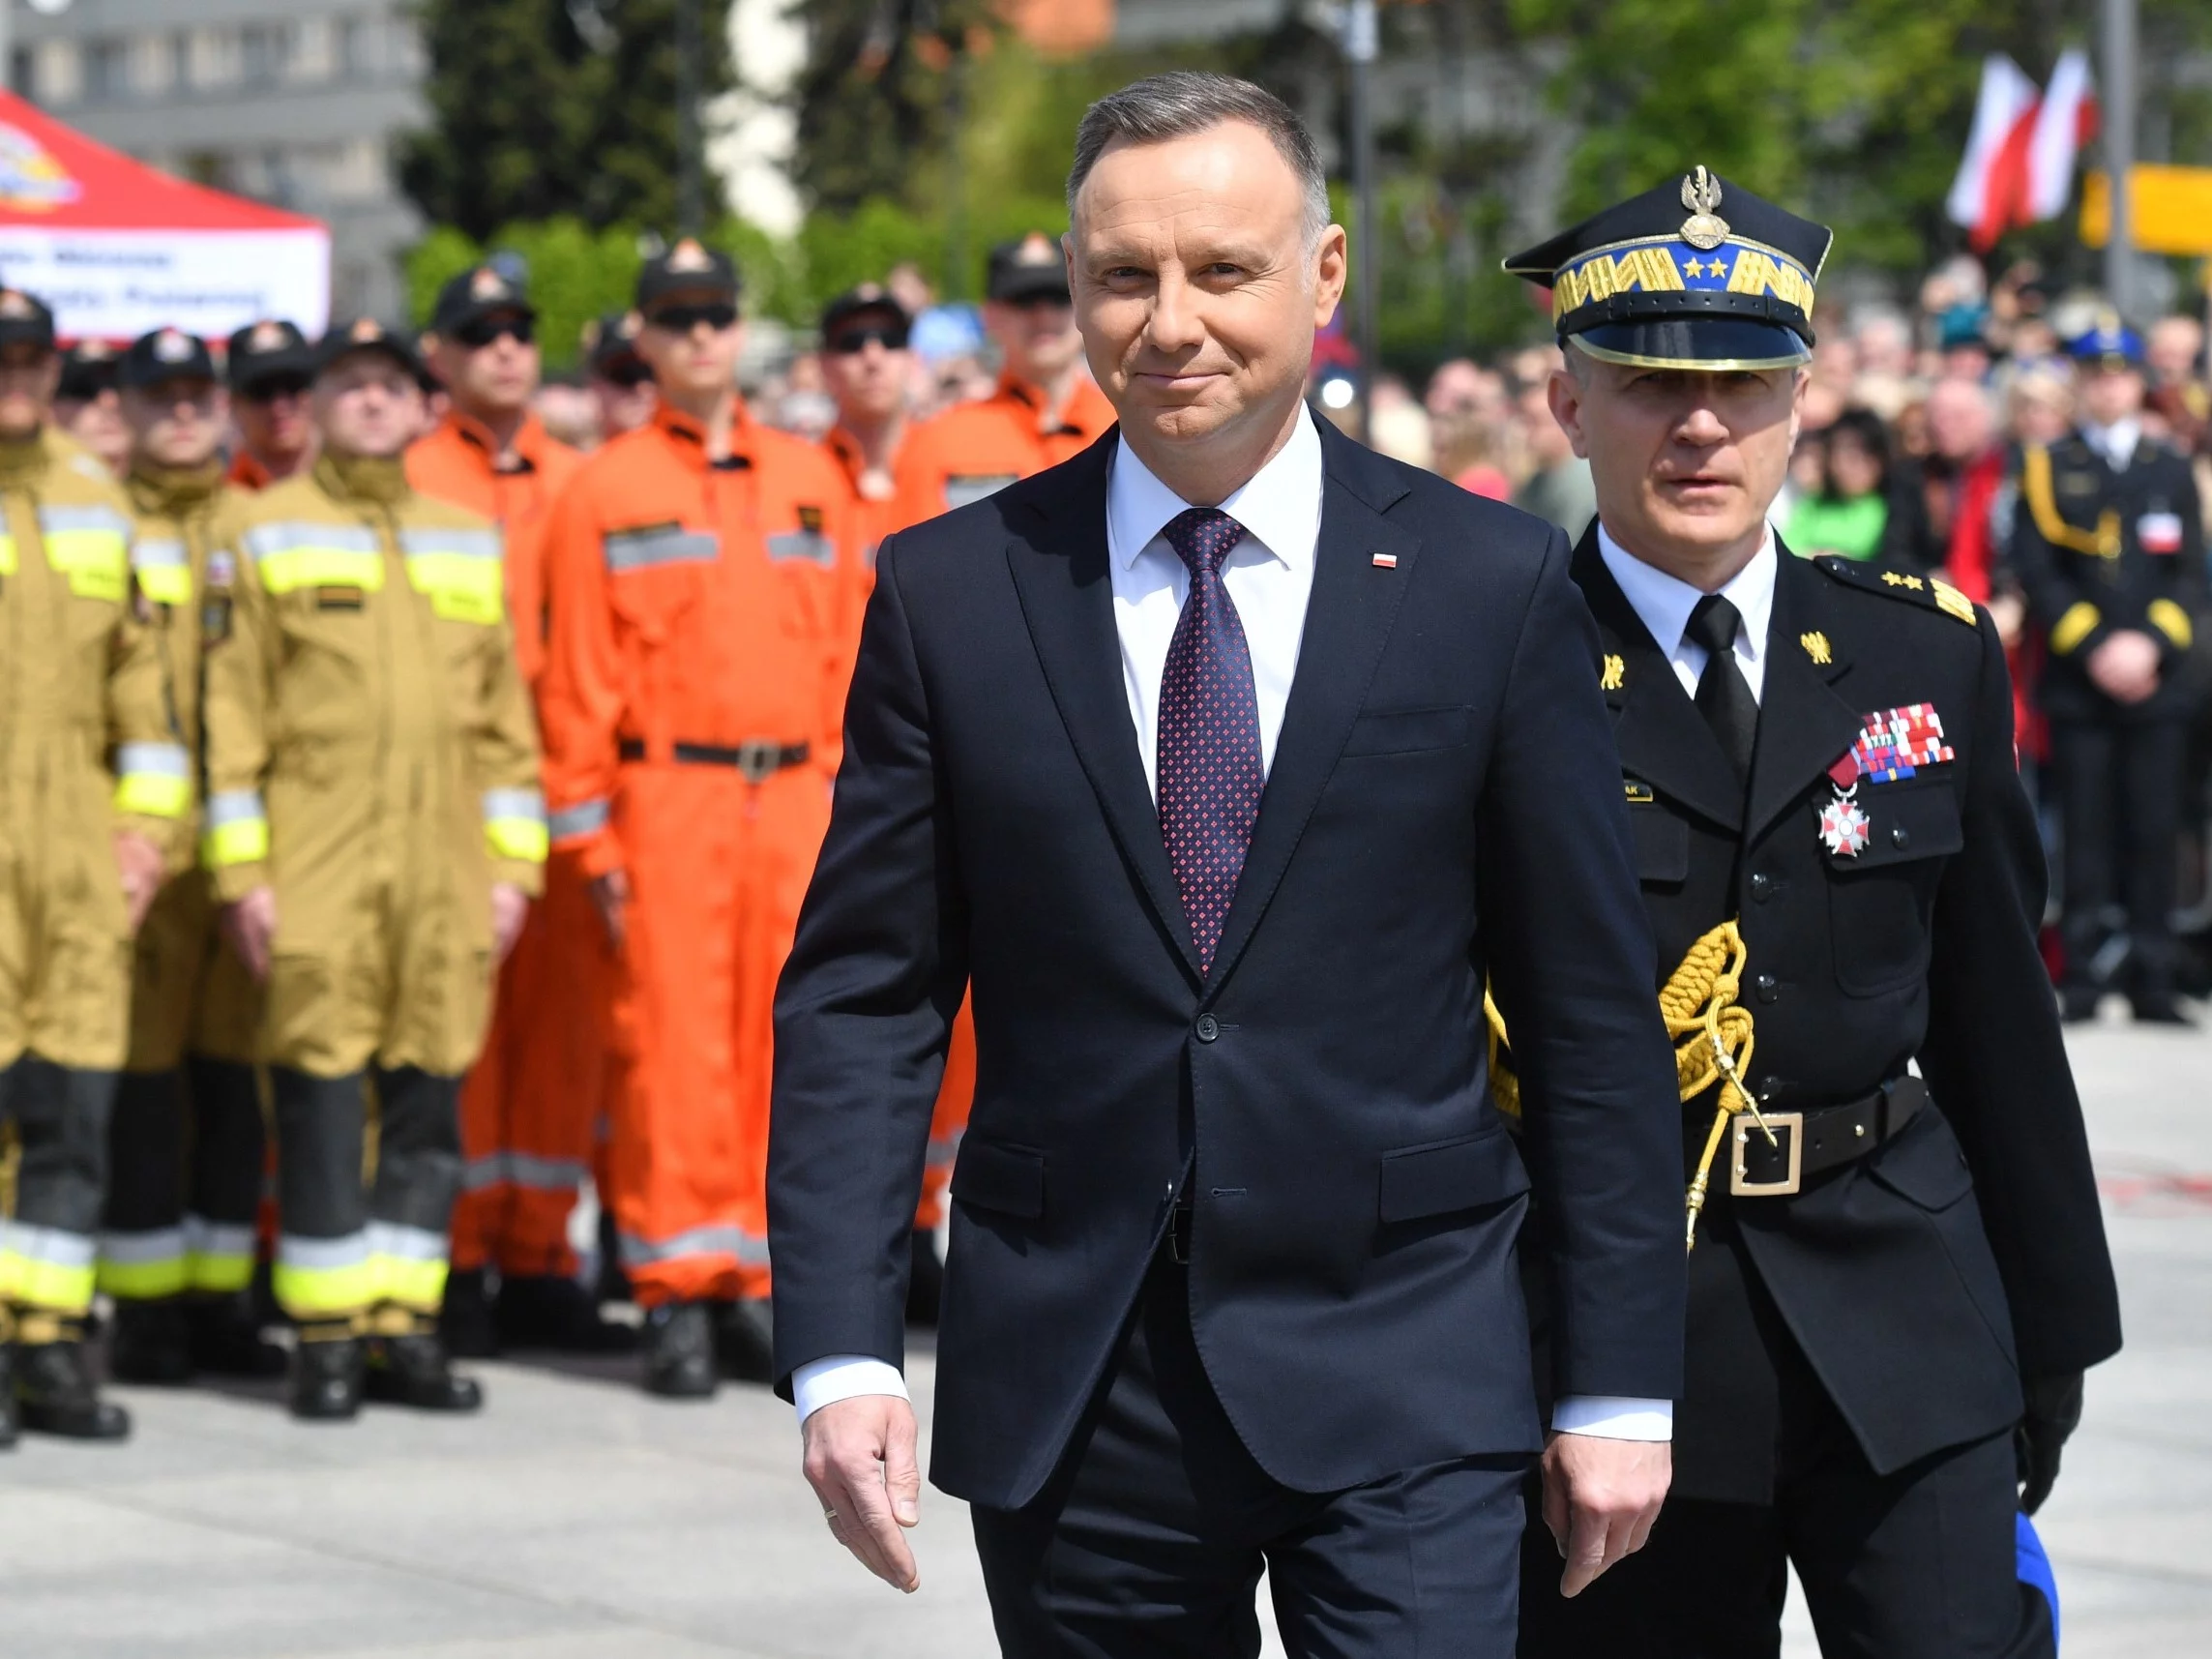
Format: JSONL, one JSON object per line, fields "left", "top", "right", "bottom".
{"left": 537, "top": 239, "right": 853, "bottom": 1397}
{"left": 202, "top": 318, "right": 546, "bottom": 1420}
{"left": 2011, "top": 315, "right": 2206, "bottom": 1023}
{"left": 223, "top": 318, "right": 315, "bottom": 490}
{"left": 1502, "top": 174, "right": 2123, "bottom": 1658}
{"left": 99, "top": 327, "right": 280, "bottom": 1385}
{"left": 54, "top": 339, "right": 131, "bottom": 478}
{"left": 0, "top": 287, "right": 182, "bottom": 1445}
{"left": 887, "top": 232, "right": 1115, "bottom": 531}
{"left": 581, "top": 311, "right": 657, "bottom": 440}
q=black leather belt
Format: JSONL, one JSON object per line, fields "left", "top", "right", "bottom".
{"left": 616, "top": 737, "right": 811, "bottom": 784}
{"left": 1729, "top": 1076, "right": 1927, "bottom": 1198}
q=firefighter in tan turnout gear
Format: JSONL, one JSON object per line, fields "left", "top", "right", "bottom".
{"left": 201, "top": 318, "right": 546, "bottom": 1421}
{"left": 0, "top": 287, "right": 184, "bottom": 1446}
{"left": 97, "top": 327, "right": 284, "bottom": 1386}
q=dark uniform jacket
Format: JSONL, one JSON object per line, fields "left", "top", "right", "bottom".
{"left": 771, "top": 426, "right": 1687, "bottom": 1513}
{"left": 1558, "top": 529, "right": 2122, "bottom": 1503}
{"left": 2011, "top": 429, "right": 2204, "bottom": 723}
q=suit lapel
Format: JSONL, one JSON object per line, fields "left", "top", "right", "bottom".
{"left": 1206, "top": 425, "right": 1420, "bottom": 989}
{"left": 1004, "top": 435, "right": 1201, "bottom": 981}
{"left": 1744, "top": 548, "right": 1864, "bottom": 843}
{"left": 1571, "top": 529, "right": 1744, "bottom": 832}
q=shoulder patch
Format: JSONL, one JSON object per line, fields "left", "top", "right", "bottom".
{"left": 1812, "top": 556, "right": 1978, "bottom": 628}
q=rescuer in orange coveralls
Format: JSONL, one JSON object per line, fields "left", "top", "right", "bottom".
{"left": 405, "top": 264, "right": 626, "bottom": 1358}
{"left": 537, "top": 240, "right": 853, "bottom": 1398}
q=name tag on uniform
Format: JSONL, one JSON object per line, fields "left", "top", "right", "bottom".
{"left": 2139, "top": 512, "right": 2183, "bottom": 554}
{"left": 315, "top": 585, "right": 366, "bottom": 611}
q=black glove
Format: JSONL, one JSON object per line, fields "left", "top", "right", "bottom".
{"left": 2015, "top": 1370, "right": 2084, "bottom": 1515}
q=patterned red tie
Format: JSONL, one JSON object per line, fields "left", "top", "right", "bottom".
{"left": 1156, "top": 508, "right": 1262, "bottom": 973}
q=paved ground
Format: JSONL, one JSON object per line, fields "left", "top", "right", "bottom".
{"left": 3, "top": 1014, "right": 2206, "bottom": 1657}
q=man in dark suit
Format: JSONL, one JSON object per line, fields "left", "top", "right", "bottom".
{"left": 769, "top": 72, "right": 1688, "bottom": 1655}
{"left": 1506, "top": 174, "right": 2123, "bottom": 1658}
{"left": 2011, "top": 314, "right": 2206, "bottom": 1023}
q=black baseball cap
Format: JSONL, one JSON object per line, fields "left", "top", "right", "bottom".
{"left": 120, "top": 327, "right": 219, "bottom": 390}
{"left": 1503, "top": 166, "right": 1831, "bottom": 370}
{"left": 311, "top": 317, "right": 427, "bottom": 380}
{"left": 987, "top": 233, "right": 1071, "bottom": 305}
{"left": 225, "top": 318, "right": 310, "bottom": 394}
{"left": 582, "top": 311, "right": 646, "bottom": 377}
{"left": 0, "top": 287, "right": 56, "bottom": 353}
{"left": 431, "top": 263, "right": 537, "bottom": 335}
{"left": 58, "top": 338, "right": 120, "bottom": 400}
{"left": 820, "top": 283, "right": 911, "bottom": 343}
{"left": 634, "top": 238, "right": 741, "bottom": 313}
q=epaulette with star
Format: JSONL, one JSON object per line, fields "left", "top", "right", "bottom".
{"left": 1812, "top": 556, "right": 1978, "bottom": 628}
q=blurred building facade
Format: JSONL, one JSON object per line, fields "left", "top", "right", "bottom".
{"left": 7, "top": 0, "right": 426, "bottom": 320}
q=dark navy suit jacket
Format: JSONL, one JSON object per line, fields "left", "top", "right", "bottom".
{"left": 769, "top": 420, "right": 1686, "bottom": 1511}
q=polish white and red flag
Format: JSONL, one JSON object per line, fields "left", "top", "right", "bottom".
{"left": 1947, "top": 49, "right": 2099, "bottom": 252}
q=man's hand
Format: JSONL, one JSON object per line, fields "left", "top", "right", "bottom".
{"left": 1540, "top": 1432, "right": 1671, "bottom": 1597}
{"left": 1988, "top": 591, "right": 2026, "bottom": 652}
{"left": 112, "top": 831, "right": 165, "bottom": 933}
{"left": 801, "top": 1394, "right": 923, "bottom": 1592}
{"left": 590, "top": 868, "right": 630, "bottom": 951}
{"left": 490, "top": 882, "right": 530, "bottom": 964}
{"left": 2017, "top": 1370, "right": 2085, "bottom": 1516}
{"left": 221, "top": 886, "right": 279, "bottom": 982}
{"left": 2087, "top": 629, "right": 2162, "bottom": 704}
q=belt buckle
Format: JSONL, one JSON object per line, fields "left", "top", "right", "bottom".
{"left": 1729, "top": 1111, "right": 1804, "bottom": 1197}
{"left": 733, "top": 738, "right": 781, "bottom": 784}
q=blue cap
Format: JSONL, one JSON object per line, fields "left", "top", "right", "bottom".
{"left": 2065, "top": 309, "right": 2143, "bottom": 369}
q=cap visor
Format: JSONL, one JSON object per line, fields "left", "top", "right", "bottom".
{"left": 1572, "top": 317, "right": 1810, "bottom": 371}
{"left": 990, "top": 276, "right": 1071, "bottom": 305}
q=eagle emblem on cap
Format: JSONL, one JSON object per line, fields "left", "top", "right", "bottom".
{"left": 155, "top": 329, "right": 193, "bottom": 363}
{"left": 470, "top": 266, "right": 509, "bottom": 301}
{"left": 1017, "top": 232, "right": 1057, "bottom": 265}
{"left": 1679, "top": 166, "right": 1730, "bottom": 252}
{"left": 667, "top": 239, "right": 712, "bottom": 273}
{"left": 350, "top": 318, "right": 384, "bottom": 343}
{"left": 249, "top": 320, "right": 287, "bottom": 351}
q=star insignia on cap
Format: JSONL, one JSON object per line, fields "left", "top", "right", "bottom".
{"left": 1017, "top": 232, "right": 1057, "bottom": 265}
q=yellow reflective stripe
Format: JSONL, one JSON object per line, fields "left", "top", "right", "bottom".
{"left": 204, "top": 818, "right": 269, "bottom": 866}
{"left": 406, "top": 551, "right": 505, "bottom": 623}
{"left": 245, "top": 520, "right": 387, "bottom": 595}
{"left": 186, "top": 1251, "right": 255, "bottom": 1293}
{"left": 375, "top": 1253, "right": 449, "bottom": 1314}
{"left": 44, "top": 530, "right": 130, "bottom": 602}
{"left": 2148, "top": 598, "right": 2195, "bottom": 650}
{"left": 486, "top": 818, "right": 549, "bottom": 862}
{"left": 274, "top": 1230, "right": 379, "bottom": 1318}
{"left": 98, "top": 1258, "right": 191, "bottom": 1299}
{"left": 133, "top": 538, "right": 192, "bottom": 605}
{"left": 0, "top": 530, "right": 14, "bottom": 574}
{"left": 2050, "top": 602, "right": 2102, "bottom": 656}
{"left": 116, "top": 772, "right": 192, "bottom": 817}
{"left": 0, "top": 1225, "right": 100, "bottom": 1313}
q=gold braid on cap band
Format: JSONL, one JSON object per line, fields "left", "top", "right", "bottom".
{"left": 1487, "top": 919, "right": 1764, "bottom": 1251}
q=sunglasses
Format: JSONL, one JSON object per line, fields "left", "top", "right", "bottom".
{"left": 598, "top": 359, "right": 654, "bottom": 389}
{"left": 825, "top": 324, "right": 909, "bottom": 355}
{"left": 454, "top": 315, "right": 536, "bottom": 349}
{"left": 646, "top": 303, "right": 738, "bottom": 334}
{"left": 241, "top": 374, "right": 311, "bottom": 402}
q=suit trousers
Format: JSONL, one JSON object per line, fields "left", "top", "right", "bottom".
{"left": 971, "top": 1251, "right": 1528, "bottom": 1659}
{"left": 1516, "top": 1318, "right": 2052, "bottom": 1659}
{"left": 2048, "top": 717, "right": 2186, "bottom": 989}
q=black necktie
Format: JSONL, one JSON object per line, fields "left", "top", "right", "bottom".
{"left": 1686, "top": 593, "right": 1758, "bottom": 785}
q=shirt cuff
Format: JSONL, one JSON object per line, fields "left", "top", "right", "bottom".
{"left": 792, "top": 1355, "right": 909, "bottom": 1425}
{"left": 1551, "top": 1395, "right": 1673, "bottom": 1441}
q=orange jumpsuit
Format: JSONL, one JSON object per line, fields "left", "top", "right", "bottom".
{"left": 539, "top": 402, "right": 850, "bottom": 1304}
{"left": 405, "top": 410, "right": 600, "bottom": 1280}
{"left": 879, "top": 376, "right": 1112, "bottom": 1229}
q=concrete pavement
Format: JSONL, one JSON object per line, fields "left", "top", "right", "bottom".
{"left": 3, "top": 1016, "right": 2206, "bottom": 1657}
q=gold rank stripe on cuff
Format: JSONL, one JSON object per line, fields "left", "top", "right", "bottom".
{"left": 1548, "top": 235, "right": 1816, "bottom": 326}
{"left": 483, "top": 786, "right": 549, "bottom": 863}
{"left": 2050, "top": 602, "right": 2103, "bottom": 656}
{"left": 113, "top": 740, "right": 193, "bottom": 818}
{"left": 2148, "top": 599, "right": 2195, "bottom": 651}
{"left": 202, "top": 788, "right": 270, "bottom": 866}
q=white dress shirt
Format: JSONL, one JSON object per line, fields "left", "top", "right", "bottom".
{"left": 1597, "top": 521, "right": 1778, "bottom": 705}
{"left": 2079, "top": 416, "right": 2140, "bottom": 472}
{"left": 795, "top": 412, "right": 1669, "bottom": 1444}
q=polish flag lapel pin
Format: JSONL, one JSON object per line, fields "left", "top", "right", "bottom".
{"left": 1372, "top": 552, "right": 1398, "bottom": 569}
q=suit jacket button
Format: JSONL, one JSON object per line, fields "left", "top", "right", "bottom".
{"left": 1749, "top": 873, "right": 1773, "bottom": 902}
{"left": 1755, "top": 973, "right": 1779, "bottom": 1004}
{"left": 1194, "top": 1014, "right": 1221, "bottom": 1043}
{"left": 1891, "top": 825, "right": 1910, "bottom": 850}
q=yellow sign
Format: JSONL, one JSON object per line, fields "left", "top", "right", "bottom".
{"left": 2080, "top": 166, "right": 2212, "bottom": 256}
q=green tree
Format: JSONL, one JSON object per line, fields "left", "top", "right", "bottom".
{"left": 399, "top": 0, "right": 735, "bottom": 239}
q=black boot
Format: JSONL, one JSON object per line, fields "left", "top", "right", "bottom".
{"left": 906, "top": 1228, "right": 946, "bottom": 1327}
{"left": 364, "top": 1315, "right": 484, "bottom": 1412}
{"left": 15, "top": 1320, "right": 131, "bottom": 1439}
{"left": 290, "top": 1327, "right": 366, "bottom": 1421}
{"left": 642, "top": 1301, "right": 717, "bottom": 1398}
{"left": 595, "top": 1206, "right": 633, "bottom": 1306}
{"left": 496, "top": 1273, "right": 636, "bottom": 1353}
{"left": 108, "top": 1298, "right": 195, "bottom": 1385}
{"left": 440, "top": 1268, "right": 502, "bottom": 1359}
{"left": 715, "top": 1296, "right": 776, "bottom": 1384}
{"left": 185, "top": 1294, "right": 286, "bottom": 1378}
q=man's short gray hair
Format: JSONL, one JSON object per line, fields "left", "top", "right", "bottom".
{"left": 1067, "top": 72, "right": 1331, "bottom": 247}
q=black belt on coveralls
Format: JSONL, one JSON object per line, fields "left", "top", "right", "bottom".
{"left": 616, "top": 737, "right": 811, "bottom": 783}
